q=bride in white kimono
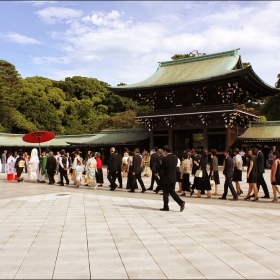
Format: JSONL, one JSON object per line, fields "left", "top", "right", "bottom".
{"left": 28, "top": 148, "right": 40, "bottom": 182}
{"left": 85, "top": 152, "right": 97, "bottom": 188}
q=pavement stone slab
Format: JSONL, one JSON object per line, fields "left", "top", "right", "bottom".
{"left": 0, "top": 170, "right": 280, "bottom": 279}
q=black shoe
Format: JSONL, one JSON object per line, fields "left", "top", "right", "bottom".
{"left": 57, "top": 181, "right": 61, "bottom": 184}
{"left": 153, "top": 190, "right": 158, "bottom": 194}
{"left": 118, "top": 186, "right": 123, "bottom": 188}
{"left": 219, "top": 197, "right": 226, "bottom": 200}
{"left": 48, "top": 182, "right": 53, "bottom": 185}
{"left": 180, "top": 193, "right": 186, "bottom": 196}
{"left": 147, "top": 187, "right": 153, "bottom": 190}
{"left": 128, "top": 190, "right": 135, "bottom": 193}
{"left": 190, "top": 190, "right": 194, "bottom": 197}
{"left": 249, "top": 194, "right": 255, "bottom": 198}
{"left": 85, "top": 184, "right": 88, "bottom": 186}
{"left": 180, "top": 201, "right": 185, "bottom": 212}
{"left": 261, "top": 196, "right": 270, "bottom": 199}
{"left": 160, "top": 208, "right": 169, "bottom": 211}
{"left": 141, "top": 189, "right": 147, "bottom": 193}
{"left": 160, "top": 193, "right": 164, "bottom": 195}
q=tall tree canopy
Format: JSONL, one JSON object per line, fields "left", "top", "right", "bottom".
{"left": 0, "top": 62, "right": 150, "bottom": 134}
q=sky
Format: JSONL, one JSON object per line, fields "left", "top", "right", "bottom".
{"left": 0, "top": 1, "right": 279, "bottom": 87}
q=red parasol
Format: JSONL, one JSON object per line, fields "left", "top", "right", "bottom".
{"left": 22, "top": 130, "right": 55, "bottom": 152}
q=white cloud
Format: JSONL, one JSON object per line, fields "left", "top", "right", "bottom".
{"left": 29, "top": 1, "right": 280, "bottom": 87}
{"left": 30, "top": 55, "right": 70, "bottom": 65}
{"left": 1, "top": 32, "right": 42, "bottom": 45}
{"left": 35, "top": 7, "right": 83, "bottom": 24}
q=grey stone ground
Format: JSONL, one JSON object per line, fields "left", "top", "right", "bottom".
{"left": 0, "top": 168, "right": 280, "bottom": 279}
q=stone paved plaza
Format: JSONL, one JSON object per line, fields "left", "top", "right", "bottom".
{"left": 0, "top": 169, "right": 280, "bottom": 279}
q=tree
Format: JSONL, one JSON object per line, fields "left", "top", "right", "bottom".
{"left": 99, "top": 110, "right": 143, "bottom": 130}
{"left": 171, "top": 51, "right": 206, "bottom": 60}
{"left": 260, "top": 94, "right": 280, "bottom": 120}
{"left": 0, "top": 60, "right": 37, "bottom": 133}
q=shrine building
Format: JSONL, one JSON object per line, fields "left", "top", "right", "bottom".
{"left": 109, "top": 49, "right": 280, "bottom": 160}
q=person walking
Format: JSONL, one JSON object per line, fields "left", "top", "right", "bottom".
{"left": 46, "top": 151, "right": 57, "bottom": 185}
{"left": 130, "top": 148, "right": 147, "bottom": 193}
{"left": 148, "top": 146, "right": 160, "bottom": 191}
{"left": 219, "top": 148, "right": 238, "bottom": 201}
{"left": 58, "top": 149, "right": 70, "bottom": 186}
{"left": 160, "top": 145, "right": 185, "bottom": 212}
{"left": 95, "top": 152, "right": 104, "bottom": 186}
{"left": 232, "top": 148, "right": 243, "bottom": 195}
{"left": 107, "top": 147, "right": 118, "bottom": 191}
{"left": 244, "top": 149, "right": 259, "bottom": 201}
{"left": 1, "top": 150, "right": 7, "bottom": 173}
{"left": 14, "top": 151, "right": 25, "bottom": 183}
{"left": 154, "top": 148, "right": 164, "bottom": 194}
{"left": 209, "top": 149, "right": 220, "bottom": 195}
{"left": 255, "top": 144, "right": 270, "bottom": 199}
{"left": 180, "top": 152, "right": 192, "bottom": 196}
{"left": 270, "top": 150, "right": 280, "bottom": 202}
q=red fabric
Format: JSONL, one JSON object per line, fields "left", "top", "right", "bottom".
{"left": 96, "top": 157, "right": 103, "bottom": 169}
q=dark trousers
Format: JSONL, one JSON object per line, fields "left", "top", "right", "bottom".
{"left": 150, "top": 173, "right": 160, "bottom": 189}
{"left": 131, "top": 173, "right": 146, "bottom": 191}
{"left": 107, "top": 171, "right": 117, "bottom": 190}
{"left": 223, "top": 177, "right": 237, "bottom": 199}
{"left": 162, "top": 182, "right": 183, "bottom": 209}
{"left": 59, "top": 168, "right": 69, "bottom": 185}
{"left": 48, "top": 169, "right": 55, "bottom": 184}
{"left": 17, "top": 168, "right": 24, "bottom": 181}
{"left": 257, "top": 174, "right": 270, "bottom": 197}
{"left": 117, "top": 169, "right": 123, "bottom": 187}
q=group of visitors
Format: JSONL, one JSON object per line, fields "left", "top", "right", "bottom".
{"left": 2, "top": 148, "right": 104, "bottom": 188}
{"left": 2, "top": 142, "right": 279, "bottom": 210}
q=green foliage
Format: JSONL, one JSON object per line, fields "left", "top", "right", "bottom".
{"left": 260, "top": 95, "right": 280, "bottom": 121}
{"left": 171, "top": 52, "right": 206, "bottom": 60}
{"left": 0, "top": 60, "right": 23, "bottom": 132}
{"left": 99, "top": 110, "right": 143, "bottom": 130}
{"left": 258, "top": 115, "right": 267, "bottom": 122}
{"left": 242, "top": 62, "right": 251, "bottom": 68}
{"left": 0, "top": 61, "right": 149, "bottom": 134}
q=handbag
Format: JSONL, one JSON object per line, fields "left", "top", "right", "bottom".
{"left": 195, "top": 169, "right": 203, "bottom": 178}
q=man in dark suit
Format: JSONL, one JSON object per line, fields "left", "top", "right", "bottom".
{"left": 255, "top": 144, "right": 270, "bottom": 198}
{"left": 154, "top": 148, "right": 164, "bottom": 194}
{"left": 58, "top": 149, "right": 69, "bottom": 186}
{"left": 46, "top": 151, "right": 57, "bottom": 185}
{"left": 160, "top": 145, "right": 185, "bottom": 212}
{"left": 107, "top": 147, "right": 118, "bottom": 191}
{"left": 148, "top": 146, "right": 160, "bottom": 190}
{"left": 115, "top": 152, "right": 123, "bottom": 188}
{"left": 130, "top": 148, "right": 146, "bottom": 193}
{"left": 219, "top": 148, "right": 238, "bottom": 200}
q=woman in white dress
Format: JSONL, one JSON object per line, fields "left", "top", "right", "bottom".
{"left": 28, "top": 148, "right": 40, "bottom": 182}
{"left": 85, "top": 152, "right": 97, "bottom": 188}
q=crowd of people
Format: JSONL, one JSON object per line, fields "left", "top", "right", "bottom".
{"left": 1, "top": 148, "right": 104, "bottom": 188}
{"left": 1, "top": 143, "right": 280, "bottom": 210}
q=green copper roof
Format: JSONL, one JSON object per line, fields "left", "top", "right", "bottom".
{"left": 110, "top": 49, "right": 242, "bottom": 90}
{"left": 0, "top": 133, "right": 96, "bottom": 147}
{"left": 238, "top": 121, "right": 280, "bottom": 142}
{"left": 67, "top": 128, "right": 149, "bottom": 146}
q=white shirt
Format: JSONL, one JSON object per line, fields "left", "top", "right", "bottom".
{"left": 233, "top": 154, "right": 243, "bottom": 170}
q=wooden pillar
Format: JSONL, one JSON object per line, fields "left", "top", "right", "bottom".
{"left": 149, "top": 130, "right": 154, "bottom": 151}
{"left": 168, "top": 129, "right": 173, "bottom": 150}
{"left": 203, "top": 127, "right": 208, "bottom": 151}
{"left": 225, "top": 127, "right": 230, "bottom": 148}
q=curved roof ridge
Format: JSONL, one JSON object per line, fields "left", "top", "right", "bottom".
{"left": 159, "top": 48, "right": 240, "bottom": 67}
